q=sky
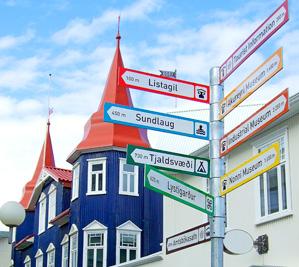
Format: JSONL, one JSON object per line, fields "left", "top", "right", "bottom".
{"left": 0, "top": 0, "right": 298, "bottom": 230}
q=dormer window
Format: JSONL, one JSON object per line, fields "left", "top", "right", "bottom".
{"left": 116, "top": 221, "right": 141, "bottom": 264}
{"left": 87, "top": 158, "right": 106, "bottom": 195}
{"left": 119, "top": 159, "right": 139, "bottom": 196}
{"left": 48, "top": 184, "right": 56, "bottom": 228}
{"left": 38, "top": 193, "right": 47, "bottom": 234}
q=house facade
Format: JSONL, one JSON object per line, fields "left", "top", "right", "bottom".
{"left": 12, "top": 33, "right": 163, "bottom": 267}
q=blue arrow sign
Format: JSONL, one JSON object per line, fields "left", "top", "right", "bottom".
{"left": 104, "top": 102, "right": 209, "bottom": 140}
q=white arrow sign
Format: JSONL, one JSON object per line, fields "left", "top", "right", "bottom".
{"left": 104, "top": 103, "right": 209, "bottom": 140}
{"left": 220, "top": 89, "right": 288, "bottom": 156}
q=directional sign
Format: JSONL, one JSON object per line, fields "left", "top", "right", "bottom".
{"left": 219, "top": 47, "right": 283, "bottom": 119}
{"left": 220, "top": 89, "right": 288, "bottom": 157}
{"left": 220, "top": 0, "right": 288, "bottom": 83}
{"left": 220, "top": 142, "right": 280, "bottom": 196}
{"left": 166, "top": 222, "right": 210, "bottom": 254}
{"left": 119, "top": 67, "right": 210, "bottom": 104}
{"left": 127, "top": 145, "right": 210, "bottom": 177}
{"left": 104, "top": 102, "right": 209, "bottom": 140}
{"left": 145, "top": 165, "right": 214, "bottom": 216}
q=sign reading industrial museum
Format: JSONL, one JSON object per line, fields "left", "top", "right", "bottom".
{"left": 219, "top": 48, "right": 283, "bottom": 119}
{"left": 220, "top": 89, "right": 288, "bottom": 156}
{"left": 119, "top": 67, "right": 210, "bottom": 103}
{"left": 166, "top": 222, "right": 211, "bottom": 254}
{"left": 104, "top": 102, "right": 209, "bottom": 140}
{"left": 219, "top": 1, "right": 288, "bottom": 83}
{"left": 220, "top": 142, "right": 280, "bottom": 195}
{"left": 145, "top": 165, "right": 214, "bottom": 216}
{"left": 127, "top": 145, "right": 210, "bottom": 177}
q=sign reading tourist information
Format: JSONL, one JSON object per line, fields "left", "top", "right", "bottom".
{"left": 145, "top": 165, "right": 214, "bottom": 216}
{"left": 220, "top": 89, "right": 288, "bottom": 157}
{"left": 166, "top": 222, "right": 210, "bottom": 254}
{"left": 220, "top": 142, "right": 280, "bottom": 196}
{"left": 104, "top": 103, "right": 209, "bottom": 140}
{"left": 127, "top": 145, "right": 210, "bottom": 177}
{"left": 219, "top": 48, "right": 283, "bottom": 119}
{"left": 119, "top": 67, "right": 210, "bottom": 104}
{"left": 219, "top": 0, "right": 288, "bottom": 83}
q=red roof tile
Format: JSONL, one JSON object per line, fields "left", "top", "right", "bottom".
{"left": 45, "top": 167, "right": 72, "bottom": 187}
{"left": 67, "top": 34, "right": 149, "bottom": 164}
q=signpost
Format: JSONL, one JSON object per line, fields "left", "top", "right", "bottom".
{"left": 119, "top": 67, "right": 210, "bottom": 104}
{"left": 220, "top": 142, "right": 280, "bottom": 196}
{"left": 219, "top": 0, "right": 288, "bottom": 83}
{"left": 127, "top": 145, "right": 210, "bottom": 177}
{"left": 220, "top": 89, "right": 288, "bottom": 156}
{"left": 166, "top": 222, "right": 210, "bottom": 254}
{"left": 104, "top": 102, "right": 209, "bottom": 140}
{"left": 144, "top": 165, "right": 214, "bottom": 216}
{"left": 219, "top": 48, "right": 283, "bottom": 119}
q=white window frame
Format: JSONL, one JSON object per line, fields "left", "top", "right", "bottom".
{"left": 116, "top": 221, "right": 141, "bottom": 265}
{"left": 119, "top": 158, "right": 139, "bottom": 196}
{"left": 61, "top": 234, "right": 69, "bottom": 267}
{"left": 87, "top": 158, "right": 107, "bottom": 195}
{"left": 24, "top": 255, "right": 31, "bottom": 267}
{"left": 69, "top": 224, "right": 78, "bottom": 267}
{"left": 48, "top": 184, "right": 56, "bottom": 228}
{"left": 35, "top": 249, "right": 43, "bottom": 267}
{"left": 83, "top": 220, "right": 107, "bottom": 267}
{"left": 253, "top": 127, "right": 292, "bottom": 225}
{"left": 46, "top": 243, "right": 55, "bottom": 267}
{"left": 38, "top": 193, "right": 47, "bottom": 234}
{"left": 72, "top": 163, "right": 80, "bottom": 201}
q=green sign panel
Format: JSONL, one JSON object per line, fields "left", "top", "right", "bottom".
{"left": 127, "top": 145, "right": 210, "bottom": 178}
{"left": 144, "top": 165, "right": 214, "bottom": 216}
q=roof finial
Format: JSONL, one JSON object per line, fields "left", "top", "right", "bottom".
{"left": 116, "top": 15, "right": 121, "bottom": 46}
{"left": 47, "top": 73, "right": 54, "bottom": 125}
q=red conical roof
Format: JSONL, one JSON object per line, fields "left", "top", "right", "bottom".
{"left": 20, "top": 120, "right": 56, "bottom": 209}
{"left": 67, "top": 34, "right": 149, "bottom": 163}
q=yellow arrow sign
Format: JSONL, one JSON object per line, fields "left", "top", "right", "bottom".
{"left": 220, "top": 142, "right": 280, "bottom": 196}
{"left": 219, "top": 48, "right": 283, "bottom": 120}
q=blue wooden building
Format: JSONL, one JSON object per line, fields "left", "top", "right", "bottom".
{"left": 12, "top": 32, "right": 163, "bottom": 267}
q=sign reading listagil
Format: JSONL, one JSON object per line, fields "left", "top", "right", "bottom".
{"left": 119, "top": 67, "right": 210, "bottom": 104}
{"left": 219, "top": 0, "right": 288, "bottom": 83}
{"left": 220, "top": 142, "right": 280, "bottom": 196}
{"left": 220, "top": 89, "right": 288, "bottom": 157}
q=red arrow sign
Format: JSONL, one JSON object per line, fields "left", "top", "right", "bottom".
{"left": 220, "top": 89, "right": 289, "bottom": 157}
{"left": 119, "top": 67, "right": 210, "bottom": 104}
{"left": 220, "top": 0, "right": 289, "bottom": 83}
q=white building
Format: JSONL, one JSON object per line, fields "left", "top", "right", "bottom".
{"left": 115, "top": 92, "right": 299, "bottom": 267}
{"left": 0, "top": 231, "right": 11, "bottom": 267}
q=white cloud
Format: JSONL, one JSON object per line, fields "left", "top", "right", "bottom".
{"left": 52, "top": 0, "right": 161, "bottom": 45}
{"left": 0, "top": 29, "right": 34, "bottom": 50}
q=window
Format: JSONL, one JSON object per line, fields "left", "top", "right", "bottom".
{"left": 46, "top": 243, "right": 55, "bottom": 267}
{"left": 83, "top": 220, "right": 107, "bottom": 267}
{"left": 254, "top": 129, "right": 292, "bottom": 224}
{"left": 87, "top": 158, "right": 106, "bottom": 195}
{"left": 38, "top": 193, "right": 46, "bottom": 234}
{"left": 48, "top": 184, "right": 56, "bottom": 227}
{"left": 61, "top": 235, "right": 69, "bottom": 267}
{"left": 69, "top": 225, "right": 78, "bottom": 267}
{"left": 24, "top": 256, "right": 31, "bottom": 267}
{"left": 116, "top": 221, "right": 141, "bottom": 264}
{"left": 119, "top": 159, "right": 139, "bottom": 196}
{"left": 35, "top": 249, "right": 43, "bottom": 267}
{"left": 72, "top": 163, "right": 80, "bottom": 200}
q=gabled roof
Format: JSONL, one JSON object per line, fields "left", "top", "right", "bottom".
{"left": 44, "top": 167, "right": 72, "bottom": 187}
{"left": 20, "top": 121, "right": 56, "bottom": 209}
{"left": 67, "top": 33, "right": 149, "bottom": 164}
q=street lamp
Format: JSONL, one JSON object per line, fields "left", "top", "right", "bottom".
{"left": 0, "top": 201, "right": 25, "bottom": 243}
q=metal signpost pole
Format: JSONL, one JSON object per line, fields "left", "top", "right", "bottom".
{"left": 209, "top": 67, "right": 225, "bottom": 267}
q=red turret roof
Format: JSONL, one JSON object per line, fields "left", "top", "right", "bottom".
{"left": 67, "top": 34, "right": 149, "bottom": 163}
{"left": 20, "top": 121, "right": 56, "bottom": 209}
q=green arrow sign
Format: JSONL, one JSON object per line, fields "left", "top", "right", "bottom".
{"left": 127, "top": 145, "right": 210, "bottom": 178}
{"left": 145, "top": 165, "right": 214, "bottom": 216}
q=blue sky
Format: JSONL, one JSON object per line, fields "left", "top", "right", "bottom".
{"left": 0, "top": 0, "right": 298, "bottom": 229}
